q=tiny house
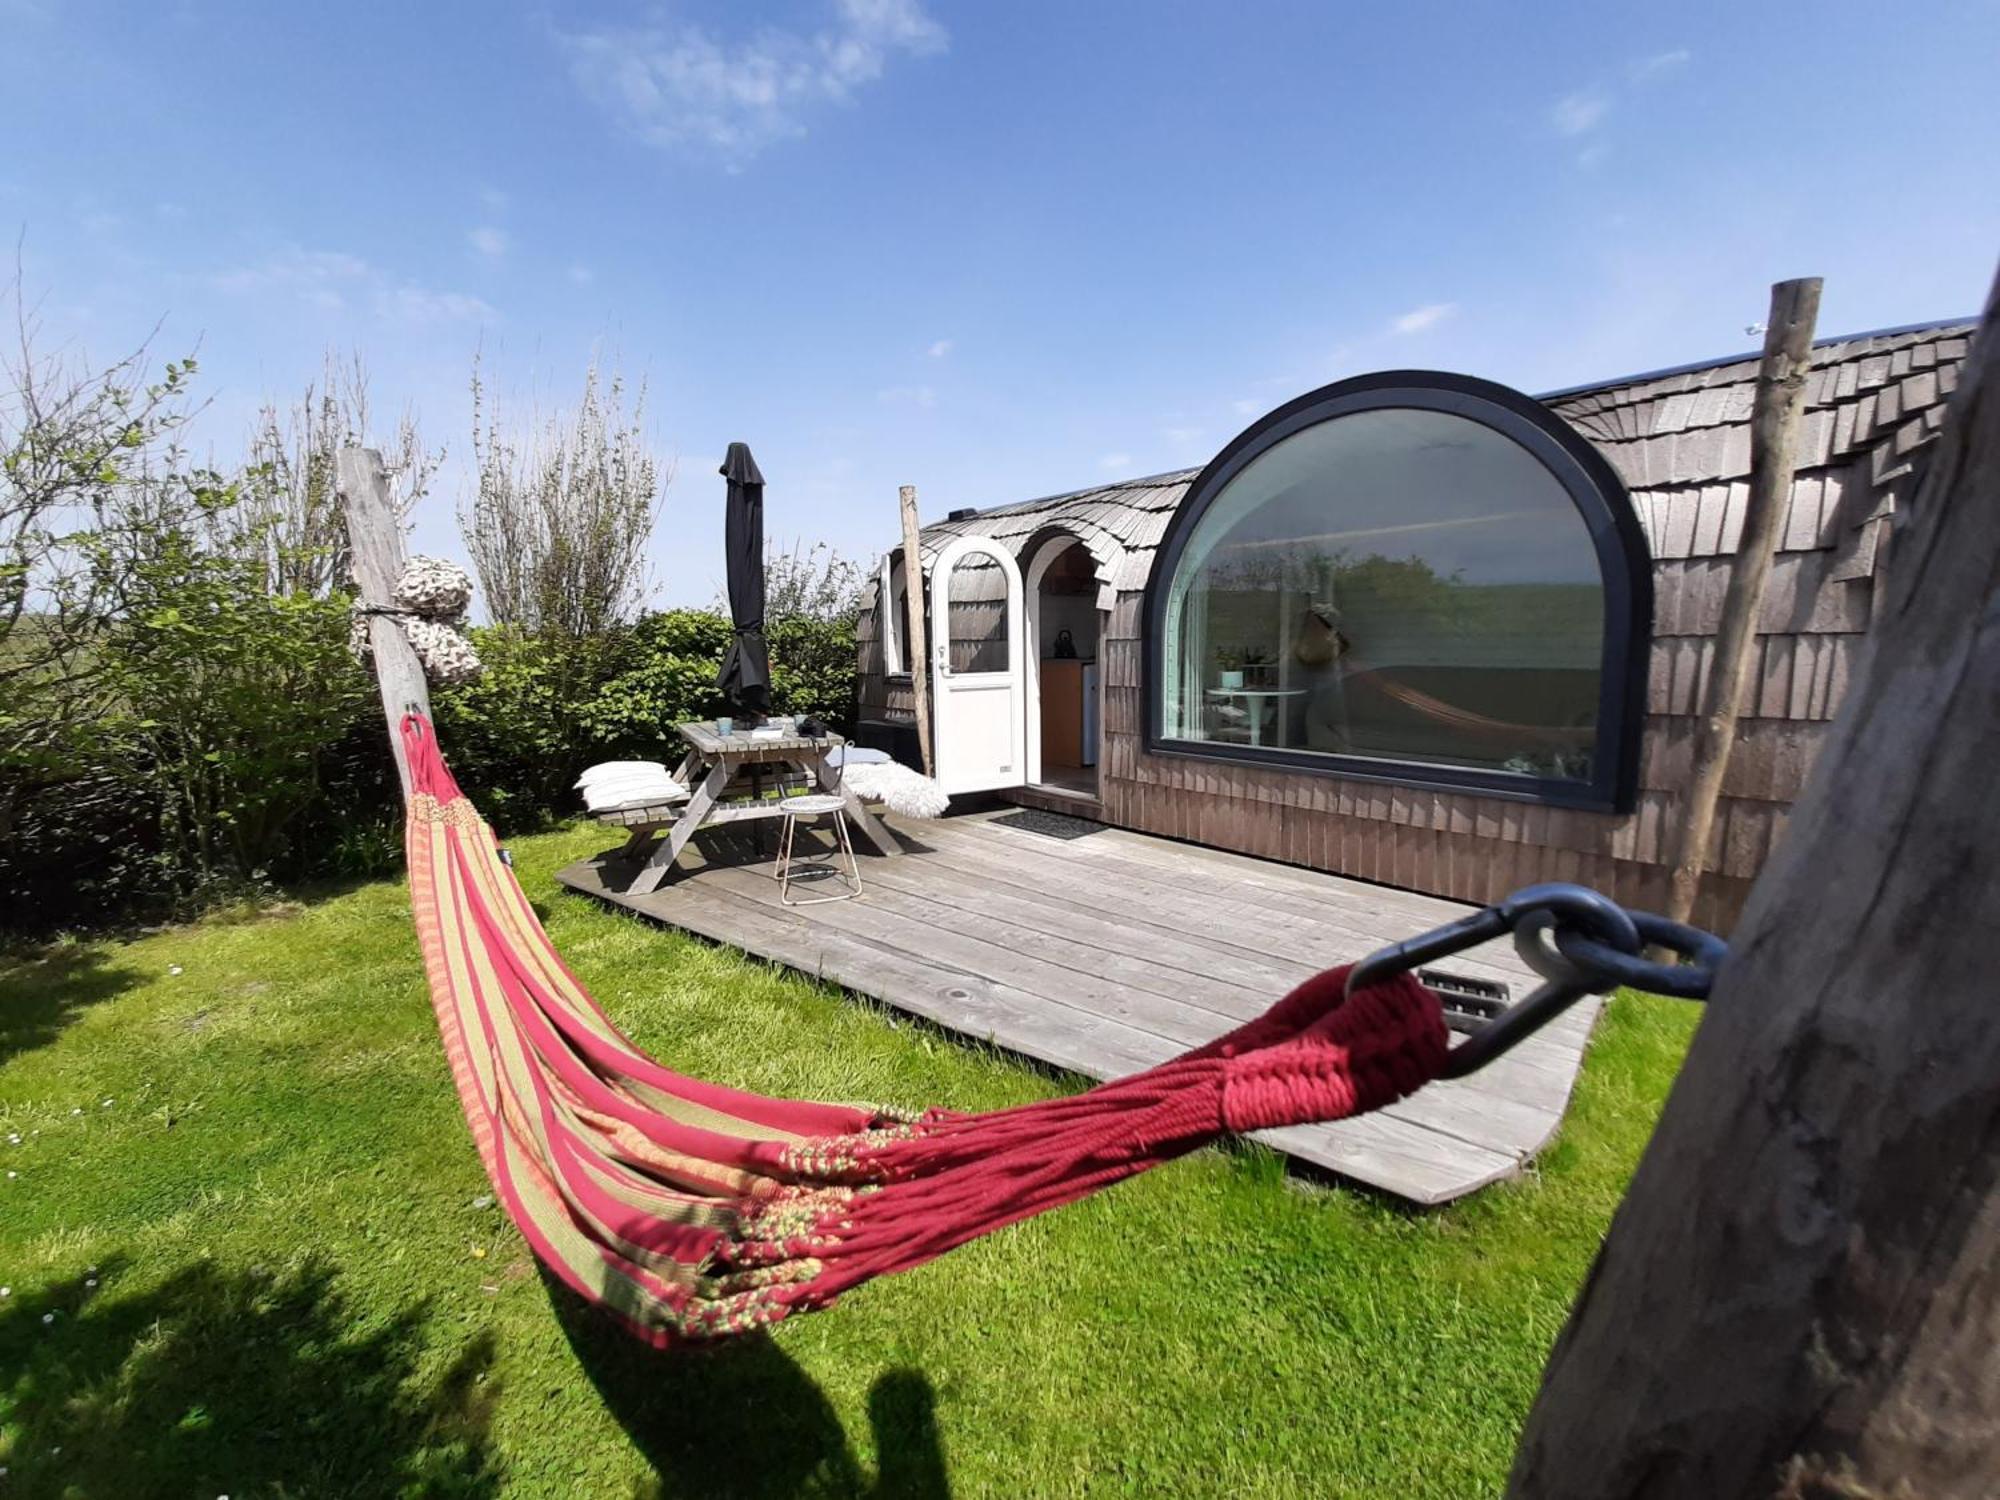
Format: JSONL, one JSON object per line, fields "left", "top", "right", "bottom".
{"left": 855, "top": 322, "right": 1972, "bottom": 929}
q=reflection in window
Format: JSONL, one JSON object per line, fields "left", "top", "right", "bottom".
{"left": 1161, "top": 408, "right": 1603, "bottom": 780}
{"left": 946, "top": 551, "right": 1011, "bottom": 673}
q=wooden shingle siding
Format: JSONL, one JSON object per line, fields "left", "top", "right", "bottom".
{"left": 857, "top": 323, "right": 1972, "bottom": 932}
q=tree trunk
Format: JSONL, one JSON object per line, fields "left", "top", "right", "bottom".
{"left": 338, "top": 447, "right": 431, "bottom": 799}
{"left": 1508, "top": 270, "right": 2000, "bottom": 1497}
{"left": 1663, "top": 278, "right": 1820, "bottom": 930}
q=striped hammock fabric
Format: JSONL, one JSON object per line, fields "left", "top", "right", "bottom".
{"left": 401, "top": 713, "right": 1449, "bottom": 1346}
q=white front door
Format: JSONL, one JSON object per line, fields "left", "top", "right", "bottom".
{"left": 930, "top": 536, "right": 1026, "bottom": 795}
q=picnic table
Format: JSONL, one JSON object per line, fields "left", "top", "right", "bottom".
{"left": 610, "top": 721, "right": 903, "bottom": 895}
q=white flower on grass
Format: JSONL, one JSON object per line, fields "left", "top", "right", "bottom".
{"left": 84, "top": 1279, "right": 97, "bottom": 1289}
{"left": 1, "top": 1285, "right": 10, "bottom": 1296}
{"left": 6, "top": 1171, "right": 16, "bottom": 1180}
{"left": 169, "top": 965, "right": 184, "bottom": 976}
{"left": 101, "top": 1099, "right": 113, "bottom": 1109}
{"left": 86, "top": 1265, "right": 96, "bottom": 1275}
{"left": 41, "top": 1312, "right": 54, "bottom": 1324}
{"left": 70, "top": 1108, "right": 81, "bottom": 1117}
{"left": 6, "top": 1133, "right": 18, "bottom": 1145}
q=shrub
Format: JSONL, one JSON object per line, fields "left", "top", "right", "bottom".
{"left": 425, "top": 608, "right": 859, "bottom": 834}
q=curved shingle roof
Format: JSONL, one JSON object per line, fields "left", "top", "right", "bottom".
{"left": 894, "top": 320, "right": 1974, "bottom": 596}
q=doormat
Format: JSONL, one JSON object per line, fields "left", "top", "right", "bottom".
{"left": 992, "top": 809, "right": 1105, "bottom": 841}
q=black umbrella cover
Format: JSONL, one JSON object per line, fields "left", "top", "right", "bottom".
{"left": 715, "top": 441, "right": 771, "bottom": 717}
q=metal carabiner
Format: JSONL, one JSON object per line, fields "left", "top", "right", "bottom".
{"left": 1345, "top": 883, "right": 1717, "bottom": 1079}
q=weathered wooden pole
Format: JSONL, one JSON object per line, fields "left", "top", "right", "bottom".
{"left": 898, "top": 483, "right": 934, "bottom": 775}
{"left": 338, "top": 445, "right": 430, "bottom": 800}
{"left": 1507, "top": 271, "right": 1999, "bottom": 1497}
{"left": 1662, "top": 278, "right": 1821, "bottom": 928}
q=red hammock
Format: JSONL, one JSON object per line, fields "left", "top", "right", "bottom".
{"left": 401, "top": 714, "right": 1447, "bottom": 1345}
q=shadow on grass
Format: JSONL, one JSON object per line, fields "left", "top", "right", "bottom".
{"left": 548, "top": 1276, "right": 950, "bottom": 1500}
{"left": 0, "top": 1256, "right": 502, "bottom": 1499}
{"left": 0, "top": 943, "right": 142, "bottom": 1068}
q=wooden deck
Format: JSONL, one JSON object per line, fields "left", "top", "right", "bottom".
{"left": 555, "top": 806, "right": 1600, "bottom": 1205}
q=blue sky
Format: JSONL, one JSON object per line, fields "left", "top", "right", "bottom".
{"left": 6, "top": 0, "right": 1995, "bottom": 605}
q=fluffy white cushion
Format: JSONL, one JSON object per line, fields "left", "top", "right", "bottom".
{"left": 838, "top": 761, "right": 949, "bottom": 819}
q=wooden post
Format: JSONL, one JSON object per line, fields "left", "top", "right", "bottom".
{"left": 1507, "top": 272, "right": 1999, "bottom": 1497}
{"left": 898, "top": 483, "right": 934, "bottom": 776}
{"left": 1662, "top": 278, "right": 1821, "bottom": 928}
{"left": 338, "top": 445, "right": 430, "bottom": 800}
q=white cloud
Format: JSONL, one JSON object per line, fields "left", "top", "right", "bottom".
{"left": 469, "top": 225, "right": 509, "bottom": 258}
{"left": 567, "top": 263, "right": 594, "bottom": 286}
{"left": 386, "top": 286, "right": 497, "bottom": 324}
{"left": 212, "top": 246, "right": 494, "bottom": 323}
{"left": 927, "top": 337, "right": 953, "bottom": 358}
{"left": 1550, "top": 89, "right": 1609, "bottom": 136}
{"left": 878, "top": 384, "right": 937, "bottom": 408}
{"left": 1390, "top": 302, "right": 1457, "bottom": 335}
{"left": 561, "top": 0, "right": 947, "bottom": 163}
{"left": 1098, "top": 452, "right": 1133, "bottom": 472}
{"left": 212, "top": 247, "right": 370, "bottom": 308}
{"left": 1161, "top": 425, "right": 1204, "bottom": 449}
{"left": 1577, "top": 142, "right": 1612, "bottom": 170}
{"left": 1230, "top": 398, "right": 1261, "bottom": 418}
{"left": 1631, "top": 48, "right": 1691, "bottom": 82}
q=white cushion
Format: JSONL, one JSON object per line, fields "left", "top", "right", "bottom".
{"left": 575, "top": 760, "right": 668, "bottom": 790}
{"left": 582, "top": 773, "right": 687, "bottom": 812}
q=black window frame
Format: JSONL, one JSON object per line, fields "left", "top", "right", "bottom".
{"left": 1141, "top": 369, "right": 1651, "bottom": 812}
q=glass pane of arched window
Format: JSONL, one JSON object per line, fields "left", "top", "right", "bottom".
{"left": 1162, "top": 407, "right": 1603, "bottom": 779}
{"left": 946, "top": 551, "right": 1010, "bottom": 673}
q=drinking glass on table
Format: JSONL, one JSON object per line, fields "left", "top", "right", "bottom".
{"left": 716, "top": 716, "right": 734, "bottom": 736}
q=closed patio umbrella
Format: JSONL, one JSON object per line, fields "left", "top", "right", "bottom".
{"left": 715, "top": 441, "right": 771, "bottom": 719}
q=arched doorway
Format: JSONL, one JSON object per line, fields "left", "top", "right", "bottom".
{"left": 1023, "top": 532, "right": 1104, "bottom": 800}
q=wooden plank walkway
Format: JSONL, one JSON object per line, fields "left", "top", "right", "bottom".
{"left": 555, "top": 807, "right": 1601, "bottom": 1205}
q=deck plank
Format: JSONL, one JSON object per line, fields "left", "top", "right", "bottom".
{"left": 553, "top": 808, "right": 1603, "bottom": 1205}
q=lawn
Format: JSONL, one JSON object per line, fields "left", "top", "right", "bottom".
{"left": 0, "top": 822, "right": 1699, "bottom": 1499}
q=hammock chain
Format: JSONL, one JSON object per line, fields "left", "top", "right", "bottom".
{"left": 1348, "top": 882, "right": 1727, "bottom": 1078}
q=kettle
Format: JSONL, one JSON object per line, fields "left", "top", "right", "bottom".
{"left": 1052, "top": 628, "right": 1079, "bottom": 659}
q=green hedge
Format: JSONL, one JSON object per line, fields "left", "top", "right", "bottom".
{"left": 3, "top": 607, "right": 858, "bottom": 933}
{"left": 430, "top": 609, "right": 858, "bottom": 830}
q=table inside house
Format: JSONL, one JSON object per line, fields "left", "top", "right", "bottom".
{"left": 616, "top": 721, "right": 904, "bottom": 896}
{"left": 1204, "top": 687, "right": 1307, "bottom": 747}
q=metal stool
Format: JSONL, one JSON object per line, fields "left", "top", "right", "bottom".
{"left": 774, "top": 793, "right": 862, "bottom": 905}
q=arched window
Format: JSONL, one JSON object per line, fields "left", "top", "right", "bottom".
{"left": 878, "top": 552, "right": 912, "bottom": 675}
{"left": 1144, "top": 372, "right": 1650, "bottom": 809}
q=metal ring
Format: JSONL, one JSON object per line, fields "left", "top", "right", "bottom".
{"left": 1511, "top": 908, "right": 1601, "bottom": 991}
{"left": 1497, "top": 883, "right": 1643, "bottom": 956}
{"left": 1552, "top": 911, "right": 1726, "bottom": 999}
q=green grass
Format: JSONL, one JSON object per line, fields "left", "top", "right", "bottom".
{"left": 0, "top": 824, "right": 1700, "bottom": 1499}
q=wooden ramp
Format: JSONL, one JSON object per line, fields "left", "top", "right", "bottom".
{"left": 555, "top": 806, "right": 1599, "bottom": 1205}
